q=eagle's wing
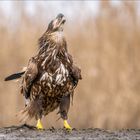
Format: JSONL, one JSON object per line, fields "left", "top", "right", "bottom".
{"left": 4, "top": 71, "right": 25, "bottom": 81}
{"left": 21, "top": 57, "right": 38, "bottom": 99}
{"left": 66, "top": 53, "right": 82, "bottom": 86}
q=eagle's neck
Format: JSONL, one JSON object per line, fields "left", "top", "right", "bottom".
{"left": 38, "top": 30, "right": 66, "bottom": 55}
{"left": 50, "top": 31, "right": 64, "bottom": 45}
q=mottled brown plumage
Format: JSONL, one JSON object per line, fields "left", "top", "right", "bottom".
{"left": 18, "top": 14, "right": 82, "bottom": 126}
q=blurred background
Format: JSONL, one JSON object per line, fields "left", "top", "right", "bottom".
{"left": 0, "top": 0, "right": 140, "bottom": 129}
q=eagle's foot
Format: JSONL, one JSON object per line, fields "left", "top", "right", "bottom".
{"left": 36, "top": 119, "right": 43, "bottom": 130}
{"left": 64, "top": 120, "right": 72, "bottom": 130}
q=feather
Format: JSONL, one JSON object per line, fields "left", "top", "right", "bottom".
{"left": 4, "top": 71, "right": 25, "bottom": 81}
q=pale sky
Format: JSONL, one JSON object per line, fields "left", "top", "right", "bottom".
{"left": 0, "top": 1, "right": 100, "bottom": 17}
{"left": 0, "top": 1, "right": 139, "bottom": 28}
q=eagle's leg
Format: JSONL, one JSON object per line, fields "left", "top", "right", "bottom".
{"left": 59, "top": 94, "right": 72, "bottom": 130}
{"left": 36, "top": 109, "right": 44, "bottom": 130}
{"left": 36, "top": 119, "right": 43, "bottom": 130}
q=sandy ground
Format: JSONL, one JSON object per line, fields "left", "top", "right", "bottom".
{"left": 0, "top": 124, "right": 140, "bottom": 140}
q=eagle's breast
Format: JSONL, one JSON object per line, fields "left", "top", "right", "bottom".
{"left": 36, "top": 31, "right": 70, "bottom": 96}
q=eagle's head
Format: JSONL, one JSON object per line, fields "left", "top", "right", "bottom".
{"left": 47, "top": 13, "right": 66, "bottom": 32}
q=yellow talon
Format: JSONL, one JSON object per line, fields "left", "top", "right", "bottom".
{"left": 36, "top": 119, "right": 43, "bottom": 130}
{"left": 64, "top": 120, "right": 72, "bottom": 130}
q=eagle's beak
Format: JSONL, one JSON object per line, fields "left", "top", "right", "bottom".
{"left": 61, "top": 17, "right": 66, "bottom": 24}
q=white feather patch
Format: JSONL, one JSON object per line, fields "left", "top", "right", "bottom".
{"left": 40, "top": 72, "right": 48, "bottom": 81}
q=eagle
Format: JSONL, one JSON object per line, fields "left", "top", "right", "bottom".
{"left": 5, "top": 14, "right": 82, "bottom": 130}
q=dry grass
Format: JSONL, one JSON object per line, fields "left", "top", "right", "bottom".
{"left": 0, "top": 1, "right": 140, "bottom": 129}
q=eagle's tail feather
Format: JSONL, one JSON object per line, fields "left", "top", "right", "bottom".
{"left": 16, "top": 106, "right": 31, "bottom": 123}
{"left": 17, "top": 98, "right": 43, "bottom": 123}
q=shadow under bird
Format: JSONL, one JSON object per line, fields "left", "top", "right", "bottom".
{"left": 5, "top": 13, "right": 82, "bottom": 130}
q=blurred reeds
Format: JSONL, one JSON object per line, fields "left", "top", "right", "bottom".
{"left": 0, "top": 1, "right": 140, "bottom": 129}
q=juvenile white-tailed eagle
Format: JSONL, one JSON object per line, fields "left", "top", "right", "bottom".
{"left": 5, "top": 14, "right": 82, "bottom": 130}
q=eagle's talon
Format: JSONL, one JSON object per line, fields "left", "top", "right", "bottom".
{"left": 36, "top": 119, "right": 44, "bottom": 130}
{"left": 63, "top": 120, "right": 72, "bottom": 131}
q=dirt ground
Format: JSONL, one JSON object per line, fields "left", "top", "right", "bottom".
{"left": 0, "top": 124, "right": 140, "bottom": 140}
